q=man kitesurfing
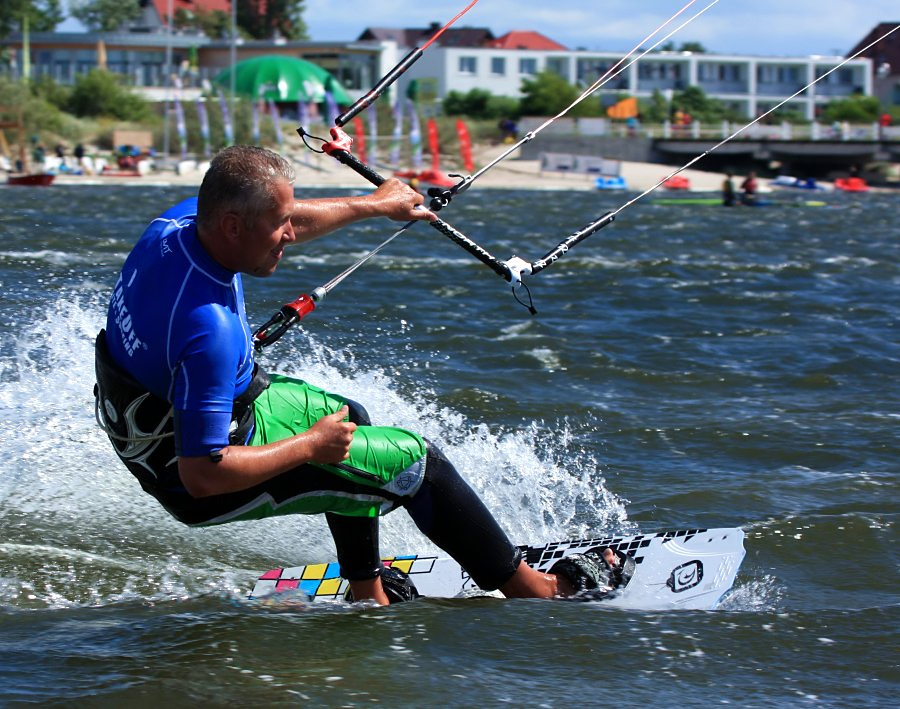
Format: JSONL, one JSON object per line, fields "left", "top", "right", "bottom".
{"left": 94, "top": 145, "right": 624, "bottom": 605}
{"left": 93, "top": 0, "right": 889, "bottom": 606}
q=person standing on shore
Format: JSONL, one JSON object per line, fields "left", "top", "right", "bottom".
{"left": 722, "top": 171, "right": 736, "bottom": 206}
{"left": 94, "top": 145, "right": 613, "bottom": 604}
{"left": 740, "top": 171, "right": 758, "bottom": 205}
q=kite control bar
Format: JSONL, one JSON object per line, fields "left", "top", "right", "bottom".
{"left": 316, "top": 126, "right": 512, "bottom": 281}
{"left": 295, "top": 125, "right": 621, "bottom": 294}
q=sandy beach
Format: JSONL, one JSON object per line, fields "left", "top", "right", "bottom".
{"left": 50, "top": 142, "right": 750, "bottom": 195}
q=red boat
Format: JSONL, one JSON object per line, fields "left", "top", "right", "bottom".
{"left": 663, "top": 175, "right": 691, "bottom": 190}
{"left": 834, "top": 176, "right": 869, "bottom": 192}
{"left": 1, "top": 103, "right": 55, "bottom": 186}
{"left": 7, "top": 173, "right": 55, "bottom": 186}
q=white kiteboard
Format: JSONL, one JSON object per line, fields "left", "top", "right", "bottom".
{"left": 250, "top": 527, "right": 745, "bottom": 610}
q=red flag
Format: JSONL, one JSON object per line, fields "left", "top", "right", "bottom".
{"left": 352, "top": 116, "right": 367, "bottom": 164}
{"left": 456, "top": 119, "right": 474, "bottom": 172}
{"left": 427, "top": 118, "right": 441, "bottom": 172}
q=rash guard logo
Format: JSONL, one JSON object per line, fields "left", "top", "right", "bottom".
{"left": 667, "top": 560, "right": 703, "bottom": 592}
{"left": 110, "top": 272, "right": 145, "bottom": 357}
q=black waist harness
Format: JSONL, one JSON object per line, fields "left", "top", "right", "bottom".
{"left": 94, "top": 329, "right": 269, "bottom": 499}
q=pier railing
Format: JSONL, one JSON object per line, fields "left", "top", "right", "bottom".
{"left": 517, "top": 116, "right": 898, "bottom": 143}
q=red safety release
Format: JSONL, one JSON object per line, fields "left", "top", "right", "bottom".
{"left": 321, "top": 127, "right": 353, "bottom": 156}
{"left": 284, "top": 293, "right": 317, "bottom": 319}
{"left": 253, "top": 294, "right": 317, "bottom": 350}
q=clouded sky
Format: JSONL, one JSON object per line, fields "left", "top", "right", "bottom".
{"left": 305, "top": 0, "right": 897, "bottom": 57}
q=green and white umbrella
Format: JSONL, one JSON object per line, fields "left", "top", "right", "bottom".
{"left": 213, "top": 55, "right": 352, "bottom": 103}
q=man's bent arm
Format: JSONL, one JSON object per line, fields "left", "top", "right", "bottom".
{"left": 177, "top": 406, "right": 356, "bottom": 498}
{"left": 290, "top": 179, "right": 435, "bottom": 243}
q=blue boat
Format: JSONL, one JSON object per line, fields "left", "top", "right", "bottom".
{"left": 595, "top": 175, "right": 628, "bottom": 190}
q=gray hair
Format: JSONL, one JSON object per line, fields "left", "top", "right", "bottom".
{"left": 197, "top": 145, "right": 295, "bottom": 230}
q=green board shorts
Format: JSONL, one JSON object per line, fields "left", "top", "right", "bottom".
{"left": 199, "top": 373, "right": 427, "bottom": 524}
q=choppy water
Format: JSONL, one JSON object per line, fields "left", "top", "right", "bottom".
{"left": 0, "top": 183, "right": 897, "bottom": 707}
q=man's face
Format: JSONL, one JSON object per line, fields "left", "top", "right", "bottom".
{"left": 237, "top": 180, "right": 296, "bottom": 277}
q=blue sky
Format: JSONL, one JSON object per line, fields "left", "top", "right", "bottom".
{"left": 304, "top": 0, "right": 896, "bottom": 57}
{"left": 56, "top": 1, "right": 897, "bottom": 58}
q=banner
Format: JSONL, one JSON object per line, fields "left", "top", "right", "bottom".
{"left": 407, "top": 99, "right": 422, "bottom": 170}
{"left": 607, "top": 96, "right": 638, "bottom": 119}
{"left": 456, "top": 119, "right": 474, "bottom": 172}
{"left": 352, "top": 116, "right": 367, "bottom": 164}
{"left": 218, "top": 92, "right": 234, "bottom": 146}
{"left": 427, "top": 118, "right": 440, "bottom": 172}
{"left": 389, "top": 99, "right": 404, "bottom": 168}
{"left": 268, "top": 99, "right": 283, "bottom": 145}
{"left": 297, "top": 99, "right": 310, "bottom": 133}
{"left": 368, "top": 103, "right": 378, "bottom": 167}
{"left": 324, "top": 91, "right": 340, "bottom": 127}
{"left": 252, "top": 99, "right": 260, "bottom": 144}
{"left": 196, "top": 97, "right": 211, "bottom": 156}
{"left": 172, "top": 76, "right": 187, "bottom": 157}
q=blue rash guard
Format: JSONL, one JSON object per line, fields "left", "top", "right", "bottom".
{"left": 105, "top": 198, "right": 254, "bottom": 457}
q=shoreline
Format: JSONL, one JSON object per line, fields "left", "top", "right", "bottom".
{"left": 44, "top": 143, "right": 890, "bottom": 194}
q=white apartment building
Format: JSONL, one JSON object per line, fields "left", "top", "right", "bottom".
{"left": 394, "top": 45, "right": 873, "bottom": 120}
{"left": 2, "top": 29, "right": 874, "bottom": 122}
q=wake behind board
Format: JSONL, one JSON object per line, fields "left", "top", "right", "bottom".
{"left": 250, "top": 527, "right": 745, "bottom": 610}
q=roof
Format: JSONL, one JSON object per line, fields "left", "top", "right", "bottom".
{"left": 847, "top": 22, "right": 900, "bottom": 75}
{"left": 484, "top": 30, "right": 568, "bottom": 51}
{"left": 132, "top": 1, "right": 232, "bottom": 33}
{"left": 357, "top": 24, "right": 494, "bottom": 48}
{"left": 153, "top": 0, "right": 232, "bottom": 16}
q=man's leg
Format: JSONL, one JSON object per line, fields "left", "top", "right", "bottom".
{"left": 403, "top": 442, "right": 559, "bottom": 597}
{"left": 326, "top": 512, "right": 390, "bottom": 604}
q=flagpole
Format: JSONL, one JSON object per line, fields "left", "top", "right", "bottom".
{"left": 230, "top": 0, "right": 237, "bottom": 144}
{"left": 22, "top": 14, "right": 30, "bottom": 81}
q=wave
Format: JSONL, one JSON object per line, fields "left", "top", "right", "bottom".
{"left": 0, "top": 291, "right": 628, "bottom": 610}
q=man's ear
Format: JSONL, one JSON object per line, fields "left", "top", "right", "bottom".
{"left": 220, "top": 211, "right": 242, "bottom": 243}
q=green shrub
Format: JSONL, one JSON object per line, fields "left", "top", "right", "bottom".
{"left": 66, "top": 69, "right": 153, "bottom": 121}
{"left": 441, "top": 89, "right": 521, "bottom": 120}
{"left": 819, "top": 94, "right": 881, "bottom": 123}
{"left": 520, "top": 70, "right": 601, "bottom": 117}
{"left": 29, "top": 74, "right": 71, "bottom": 109}
{"left": 0, "top": 77, "right": 88, "bottom": 145}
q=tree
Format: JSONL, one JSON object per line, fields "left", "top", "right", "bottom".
{"left": 69, "top": 0, "right": 140, "bottom": 33}
{"left": 679, "top": 42, "right": 707, "bottom": 54}
{"left": 639, "top": 89, "right": 670, "bottom": 123}
{"left": 671, "top": 85, "right": 739, "bottom": 122}
{"left": 0, "top": 0, "right": 64, "bottom": 37}
{"left": 819, "top": 94, "right": 880, "bottom": 123}
{"left": 237, "top": 0, "right": 308, "bottom": 41}
{"left": 520, "top": 70, "right": 599, "bottom": 117}
{"left": 659, "top": 41, "right": 708, "bottom": 53}
{"left": 66, "top": 68, "right": 152, "bottom": 121}
{"left": 443, "top": 88, "right": 519, "bottom": 120}
{"left": 174, "top": 7, "right": 231, "bottom": 40}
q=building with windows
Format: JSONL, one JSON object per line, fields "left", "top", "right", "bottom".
{"left": 389, "top": 44, "right": 872, "bottom": 121}
{"left": 0, "top": 31, "right": 392, "bottom": 104}
{"left": 0, "top": 0, "right": 393, "bottom": 103}
{"left": 0, "top": 14, "right": 881, "bottom": 120}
